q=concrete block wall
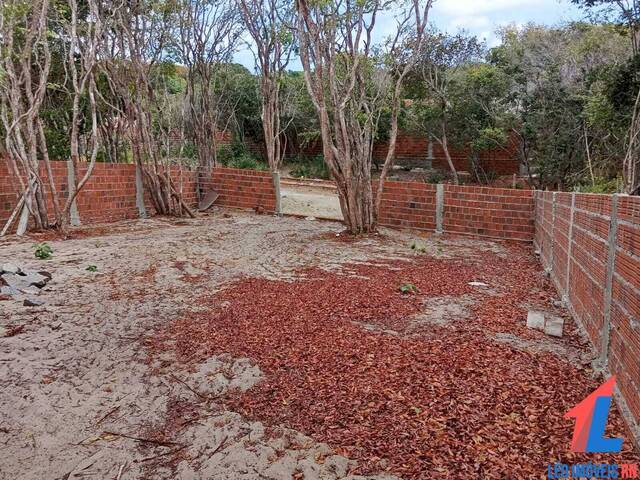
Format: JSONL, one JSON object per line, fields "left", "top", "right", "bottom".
{"left": 1, "top": 161, "right": 141, "bottom": 227}
{"left": 0, "top": 162, "right": 274, "bottom": 230}
{"left": 535, "top": 191, "right": 640, "bottom": 443}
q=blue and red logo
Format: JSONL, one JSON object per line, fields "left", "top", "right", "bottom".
{"left": 565, "top": 376, "right": 623, "bottom": 453}
{"left": 547, "top": 376, "right": 638, "bottom": 479}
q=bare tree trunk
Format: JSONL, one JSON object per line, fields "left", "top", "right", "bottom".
{"left": 0, "top": 0, "right": 103, "bottom": 236}
{"left": 438, "top": 127, "right": 459, "bottom": 184}
{"left": 373, "top": 0, "right": 431, "bottom": 223}
{"left": 583, "top": 122, "right": 596, "bottom": 187}
{"left": 100, "top": 0, "right": 196, "bottom": 218}
{"left": 623, "top": 85, "right": 640, "bottom": 195}
{"left": 238, "top": 0, "right": 293, "bottom": 216}
{"left": 295, "top": 0, "right": 377, "bottom": 234}
{"left": 297, "top": 0, "right": 431, "bottom": 233}
{"left": 0, "top": 0, "right": 52, "bottom": 235}
{"left": 179, "top": 0, "right": 240, "bottom": 171}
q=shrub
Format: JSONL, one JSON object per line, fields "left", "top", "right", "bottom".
{"left": 289, "top": 155, "right": 330, "bottom": 180}
{"left": 425, "top": 171, "right": 448, "bottom": 184}
{"left": 34, "top": 243, "right": 53, "bottom": 260}
{"left": 216, "top": 144, "right": 234, "bottom": 166}
{"left": 230, "top": 154, "right": 268, "bottom": 171}
{"left": 216, "top": 143, "right": 268, "bottom": 171}
{"left": 399, "top": 283, "right": 418, "bottom": 295}
{"left": 579, "top": 177, "right": 620, "bottom": 194}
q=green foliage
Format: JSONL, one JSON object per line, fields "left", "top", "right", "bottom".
{"left": 288, "top": 155, "right": 331, "bottom": 180}
{"left": 488, "top": 22, "right": 632, "bottom": 190}
{"left": 471, "top": 127, "right": 508, "bottom": 152}
{"left": 86, "top": 265, "right": 98, "bottom": 272}
{"left": 399, "top": 283, "right": 418, "bottom": 295}
{"left": 216, "top": 144, "right": 235, "bottom": 166}
{"left": 217, "top": 142, "right": 267, "bottom": 171}
{"left": 579, "top": 177, "right": 621, "bottom": 193}
{"left": 34, "top": 243, "right": 53, "bottom": 260}
{"left": 229, "top": 155, "right": 268, "bottom": 171}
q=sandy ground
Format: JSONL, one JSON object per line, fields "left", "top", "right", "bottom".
{"left": 281, "top": 185, "right": 343, "bottom": 220}
{"left": 0, "top": 209, "right": 593, "bottom": 479}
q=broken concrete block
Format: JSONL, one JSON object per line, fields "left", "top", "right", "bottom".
{"left": 527, "top": 311, "right": 545, "bottom": 331}
{"left": 1, "top": 274, "right": 31, "bottom": 291}
{"left": 544, "top": 315, "right": 564, "bottom": 337}
{"left": 24, "top": 298, "right": 45, "bottom": 307}
{"left": 0, "top": 286, "right": 20, "bottom": 297}
{"left": 2, "top": 270, "right": 50, "bottom": 290}
{"left": 20, "top": 270, "right": 50, "bottom": 288}
{"left": 37, "top": 271, "right": 52, "bottom": 280}
{"left": 1, "top": 263, "right": 21, "bottom": 274}
{"left": 20, "top": 286, "right": 42, "bottom": 296}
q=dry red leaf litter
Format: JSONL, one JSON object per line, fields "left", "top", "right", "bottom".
{"left": 149, "top": 245, "right": 639, "bottom": 479}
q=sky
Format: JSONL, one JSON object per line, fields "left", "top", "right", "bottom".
{"left": 234, "top": 0, "right": 585, "bottom": 70}
{"left": 430, "top": 0, "right": 583, "bottom": 47}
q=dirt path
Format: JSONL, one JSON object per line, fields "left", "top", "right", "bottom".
{"left": 281, "top": 185, "right": 342, "bottom": 220}
{"left": 0, "top": 209, "right": 616, "bottom": 479}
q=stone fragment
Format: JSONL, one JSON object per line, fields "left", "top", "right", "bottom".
{"left": 20, "top": 270, "right": 50, "bottom": 288}
{"left": 544, "top": 315, "right": 564, "bottom": 337}
{"left": 37, "top": 271, "right": 53, "bottom": 280}
{"left": 1, "top": 286, "right": 20, "bottom": 297}
{"left": 1, "top": 273, "right": 31, "bottom": 291}
{"left": 24, "top": 297, "right": 45, "bottom": 307}
{"left": 526, "top": 311, "right": 545, "bottom": 331}
{"left": 1, "top": 263, "right": 21, "bottom": 274}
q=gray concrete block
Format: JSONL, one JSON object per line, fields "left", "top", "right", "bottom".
{"left": 544, "top": 315, "right": 564, "bottom": 337}
{"left": 1, "top": 263, "right": 21, "bottom": 274}
{"left": 527, "top": 311, "right": 545, "bottom": 331}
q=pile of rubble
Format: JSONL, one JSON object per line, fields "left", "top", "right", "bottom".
{"left": 0, "top": 263, "right": 52, "bottom": 307}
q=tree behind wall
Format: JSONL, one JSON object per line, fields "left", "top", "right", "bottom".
{"left": 177, "top": 0, "right": 241, "bottom": 171}
{"left": 238, "top": 0, "right": 294, "bottom": 215}
{"left": 295, "top": 0, "right": 431, "bottom": 234}
{"left": 0, "top": 0, "right": 102, "bottom": 235}
{"left": 406, "top": 31, "right": 486, "bottom": 185}
{"left": 100, "top": 0, "right": 194, "bottom": 217}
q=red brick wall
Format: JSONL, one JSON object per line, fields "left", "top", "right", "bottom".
{"left": 199, "top": 167, "right": 276, "bottom": 213}
{"left": 290, "top": 133, "right": 521, "bottom": 176}
{"left": 375, "top": 180, "right": 534, "bottom": 242}
{"left": 372, "top": 135, "right": 430, "bottom": 165}
{"left": 375, "top": 181, "right": 438, "bottom": 231}
{"left": 443, "top": 186, "right": 534, "bottom": 241}
{"left": 0, "top": 160, "right": 198, "bottom": 229}
{"left": 535, "top": 191, "right": 640, "bottom": 440}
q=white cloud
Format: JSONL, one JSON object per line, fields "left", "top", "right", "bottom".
{"left": 433, "top": 0, "right": 542, "bottom": 17}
